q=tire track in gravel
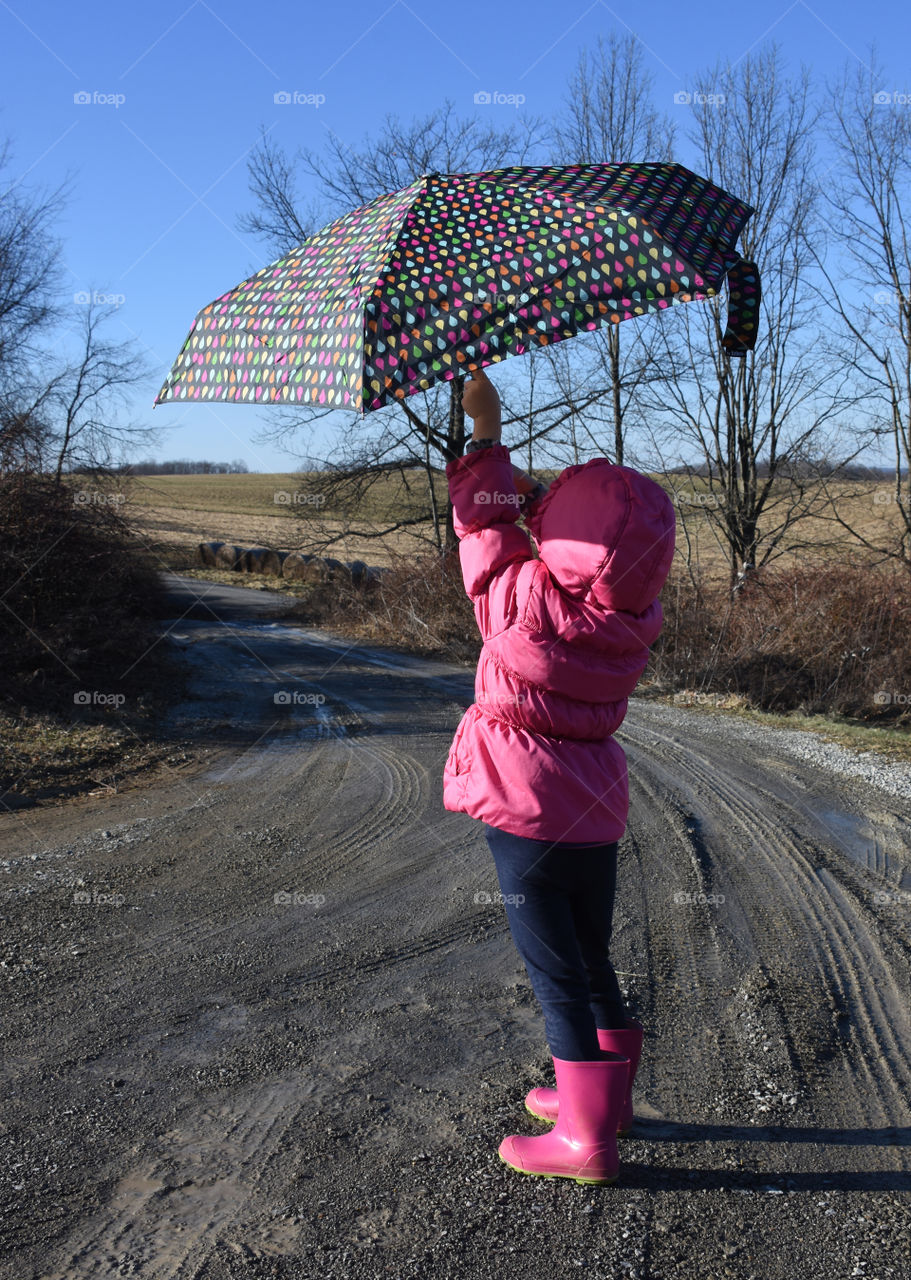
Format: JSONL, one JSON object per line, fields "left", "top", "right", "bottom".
{"left": 622, "top": 711, "right": 911, "bottom": 1149}
{"left": 2, "top": 730, "right": 464, "bottom": 1084}
{"left": 279, "top": 901, "right": 506, "bottom": 989}
{"left": 0, "top": 614, "right": 463, "bottom": 1029}
{"left": 20, "top": 693, "right": 432, "bottom": 975}
{"left": 631, "top": 750, "right": 831, "bottom": 1128}
{"left": 615, "top": 751, "right": 751, "bottom": 1125}
{"left": 40, "top": 1079, "right": 307, "bottom": 1280}
{"left": 671, "top": 734, "right": 911, "bottom": 1123}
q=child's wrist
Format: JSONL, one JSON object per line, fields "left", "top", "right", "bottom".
{"left": 511, "top": 466, "right": 537, "bottom": 496}
{"left": 521, "top": 481, "right": 548, "bottom": 513}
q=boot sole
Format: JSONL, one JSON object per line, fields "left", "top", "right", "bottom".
{"left": 498, "top": 1152, "right": 619, "bottom": 1184}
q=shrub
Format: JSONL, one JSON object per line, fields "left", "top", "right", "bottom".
{"left": 0, "top": 472, "right": 170, "bottom": 713}
{"left": 288, "top": 548, "right": 479, "bottom": 663}
{"left": 652, "top": 560, "right": 911, "bottom": 723}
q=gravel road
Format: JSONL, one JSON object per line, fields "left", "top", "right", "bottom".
{"left": 1, "top": 573, "right": 909, "bottom": 1280}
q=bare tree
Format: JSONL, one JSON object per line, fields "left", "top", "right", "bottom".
{"left": 0, "top": 137, "right": 70, "bottom": 397}
{"left": 266, "top": 371, "right": 610, "bottom": 563}
{"left": 812, "top": 53, "right": 911, "bottom": 572}
{"left": 0, "top": 141, "right": 154, "bottom": 481}
{"left": 641, "top": 45, "right": 854, "bottom": 594}
{"left": 238, "top": 101, "right": 550, "bottom": 550}
{"left": 294, "top": 99, "right": 544, "bottom": 230}
{"left": 548, "top": 33, "right": 678, "bottom": 464}
{"left": 46, "top": 299, "right": 157, "bottom": 480}
{"left": 236, "top": 133, "right": 314, "bottom": 257}
{"left": 0, "top": 399, "right": 50, "bottom": 475}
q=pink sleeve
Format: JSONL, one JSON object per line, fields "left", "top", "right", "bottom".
{"left": 445, "top": 445, "right": 535, "bottom": 636}
{"left": 446, "top": 444, "right": 521, "bottom": 538}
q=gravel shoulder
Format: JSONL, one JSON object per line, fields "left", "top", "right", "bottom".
{"left": 1, "top": 575, "right": 909, "bottom": 1280}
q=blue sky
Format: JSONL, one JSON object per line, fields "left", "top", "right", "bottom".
{"left": 1, "top": 0, "right": 909, "bottom": 472}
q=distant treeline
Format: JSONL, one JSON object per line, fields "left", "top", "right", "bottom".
{"left": 663, "top": 460, "right": 906, "bottom": 480}
{"left": 78, "top": 459, "right": 252, "bottom": 475}
{"left": 63, "top": 458, "right": 906, "bottom": 480}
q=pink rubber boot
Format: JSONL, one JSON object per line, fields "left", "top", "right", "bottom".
{"left": 525, "top": 1018, "right": 643, "bottom": 1134}
{"left": 499, "top": 1052, "right": 629, "bottom": 1184}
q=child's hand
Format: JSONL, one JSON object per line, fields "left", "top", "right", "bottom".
{"left": 461, "top": 366, "right": 502, "bottom": 440}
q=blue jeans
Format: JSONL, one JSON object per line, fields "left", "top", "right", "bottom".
{"left": 484, "top": 824, "right": 628, "bottom": 1061}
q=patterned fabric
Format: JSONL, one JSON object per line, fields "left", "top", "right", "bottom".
{"left": 155, "top": 163, "right": 757, "bottom": 416}
{"left": 465, "top": 437, "right": 502, "bottom": 453}
{"left": 721, "top": 259, "right": 761, "bottom": 355}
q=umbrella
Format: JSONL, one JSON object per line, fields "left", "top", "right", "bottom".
{"left": 154, "top": 162, "right": 760, "bottom": 417}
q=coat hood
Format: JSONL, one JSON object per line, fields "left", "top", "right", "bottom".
{"left": 524, "top": 458, "right": 676, "bottom": 614}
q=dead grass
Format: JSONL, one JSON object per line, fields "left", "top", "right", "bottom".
{"left": 649, "top": 558, "right": 911, "bottom": 727}
{"left": 285, "top": 549, "right": 480, "bottom": 663}
{"left": 0, "top": 709, "right": 197, "bottom": 808}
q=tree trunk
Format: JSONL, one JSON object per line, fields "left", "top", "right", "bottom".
{"left": 444, "top": 376, "right": 466, "bottom": 552}
{"left": 609, "top": 326, "right": 623, "bottom": 466}
{"left": 423, "top": 427, "right": 442, "bottom": 549}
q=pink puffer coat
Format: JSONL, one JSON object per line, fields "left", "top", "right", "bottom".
{"left": 443, "top": 444, "right": 676, "bottom": 843}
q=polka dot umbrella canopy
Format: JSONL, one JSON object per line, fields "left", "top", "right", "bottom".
{"left": 153, "top": 162, "right": 760, "bottom": 417}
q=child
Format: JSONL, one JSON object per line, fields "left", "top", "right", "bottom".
{"left": 445, "top": 365, "right": 676, "bottom": 1185}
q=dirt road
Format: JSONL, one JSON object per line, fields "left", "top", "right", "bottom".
{"left": 2, "top": 575, "right": 909, "bottom": 1279}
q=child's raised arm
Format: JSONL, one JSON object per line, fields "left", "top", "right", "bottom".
{"left": 462, "top": 368, "right": 548, "bottom": 512}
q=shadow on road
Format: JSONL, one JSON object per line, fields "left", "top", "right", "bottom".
{"left": 618, "top": 1161, "right": 911, "bottom": 1191}
{"left": 634, "top": 1119, "right": 911, "bottom": 1147}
